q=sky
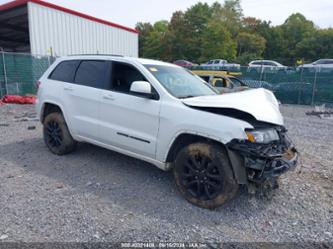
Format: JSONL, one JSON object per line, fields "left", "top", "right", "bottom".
{"left": 1, "top": 0, "right": 332, "bottom": 29}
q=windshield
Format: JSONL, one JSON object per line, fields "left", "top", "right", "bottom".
{"left": 144, "top": 64, "right": 218, "bottom": 98}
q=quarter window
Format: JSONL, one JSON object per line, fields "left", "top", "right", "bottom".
{"left": 49, "top": 60, "right": 80, "bottom": 82}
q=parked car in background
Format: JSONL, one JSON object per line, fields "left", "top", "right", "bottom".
{"left": 201, "top": 59, "right": 240, "bottom": 71}
{"left": 173, "top": 60, "right": 197, "bottom": 68}
{"left": 194, "top": 72, "right": 248, "bottom": 93}
{"left": 248, "top": 60, "right": 287, "bottom": 73}
{"left": 298, "top": 59, "right": 333, "bottom": 73}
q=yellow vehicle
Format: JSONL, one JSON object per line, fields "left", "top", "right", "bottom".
{"left": 192, "top": 70, "right": 248, "bottom": 93}
{"left": 191, "top": 69, "right": 242, "bottom": 77}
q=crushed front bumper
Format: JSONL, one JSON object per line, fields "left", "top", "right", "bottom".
{"left": 227, "top": 135, "right": 298, "bottom": 183}
{"left": 261, "top": 148, "right": 298, "bottom": 179}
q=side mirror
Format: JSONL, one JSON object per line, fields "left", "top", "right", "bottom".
{"left": 130, "top": 81, "right": 156, "bottom": 99}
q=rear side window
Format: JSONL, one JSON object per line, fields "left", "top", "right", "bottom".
{"left": 49, "top": 60, "right": 79, "bottom": 82}
{"left": 74, "top": 60, "right": 107, "bottom": 88}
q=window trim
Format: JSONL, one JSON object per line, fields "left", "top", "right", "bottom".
{"left": 73, "top": 59, "right": 109, "bottom": 89}
{"left": 108, "top": 61, "right": 160, "bottom": 100}
{"left": 48, "top": 60, "right": 81, "bottom": 83}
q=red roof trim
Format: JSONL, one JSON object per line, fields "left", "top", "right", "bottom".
{"left": 0, "top": 0, "right": 139, "bottom": 34}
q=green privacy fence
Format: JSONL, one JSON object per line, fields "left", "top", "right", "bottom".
{"left": 1, "top": 51, "right": 333, "bottom": 106}
{"left": 237, "top": 67, "right": 333, "bottom": 105}
{"left": 0, "top": 51, "right": 54, "bottom": 97}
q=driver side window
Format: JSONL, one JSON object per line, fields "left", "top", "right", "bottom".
{"left": 111, "top": 62, "right": 147, "bottom": 93}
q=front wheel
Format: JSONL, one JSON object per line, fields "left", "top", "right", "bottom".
{"left": 174, "top": 143, "right": 239, "bottom": 209}
{"left": 43, "top": 112, "right": 77, "bottom": 155}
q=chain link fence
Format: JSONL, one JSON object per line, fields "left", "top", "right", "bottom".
{"left": 0, "top": 51, "right": 55, "bottom": 98}
{"left": 237, "top": 66, "right": 333, "bottom": 106}
{"left": 1, "top": 51, "right": 333, "bottom": 106}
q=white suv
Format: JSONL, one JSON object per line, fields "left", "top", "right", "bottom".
{"left": 36, "top": 55, "right": 298, "bottom": 209}
{"left": 201, "top": 59, "right": 240, "bottom": 71}
{"left": 248, "top": 60, "right": 287, "bottom": 73}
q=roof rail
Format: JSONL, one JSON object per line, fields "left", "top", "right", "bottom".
{"left": 69, "top": 54, "right": 124, "bottom": 57}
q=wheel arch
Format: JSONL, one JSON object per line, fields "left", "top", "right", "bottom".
{"left": 166, "top": 133, "right": 226, "bottom": 163}
{"left": 40, "top": 102, "right": 64, "bottom": 123}
{"left": 165, "top": 133, "right": 247, "bottom": 184}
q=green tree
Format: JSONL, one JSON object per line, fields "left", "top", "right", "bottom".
{"left": 138, "top": 21, "right": 168, "bottom": 59}
{"left": 212, "top": 0, "right": 243, "bottom": 37}
{"left": 182, "top": 2, "right": 212, "bottom": 61}
{"left": 200, "top": 21, "right": 236, "bottom": 62}
{"left": 295, "top": 28, "right": 333, "bottom": 62}
{"left": 237, "top": 32, "right": 266, "bottom": 56}
{"left": 236, "top": 32, "right": 266, "bottom": 65}
{"left": 136, "top": 3, "right": 330, "bottom": 66}
{"left": 135, "top": 22, "right": 153, "bottom": 57}
{"left": 241, "top": 17, "right": 287, "bottom": 63}
{"left": 161, "top": 11, "right": 188, "bottom": 61}
{"left": 280, "top": 13, "right": 316, "bottom": 63}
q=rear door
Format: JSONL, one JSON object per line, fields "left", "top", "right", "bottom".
{"left": 99, "top": 61, "right": 160, "bottom": 159}
{"left": 47, "top": 60, "right": 79, "bottom": 130}
{"left": 62, "top": 60, "right": 108, "bottom": 140}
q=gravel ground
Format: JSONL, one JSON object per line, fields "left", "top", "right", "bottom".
{"left": 0, "top": 104, "right": 332, "bottom": 243}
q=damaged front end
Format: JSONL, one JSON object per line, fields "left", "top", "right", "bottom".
{"left": 227, "top": 126, "right": 298, "bottom": 188}
{"left": 181, "top": 88, "right": 298, "bottom": 192}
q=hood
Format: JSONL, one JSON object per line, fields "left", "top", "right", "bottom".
{"left": 182, "top": 88, "right": 283, "bottom": 125}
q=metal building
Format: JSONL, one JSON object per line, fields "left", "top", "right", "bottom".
{"left": 0, "top": 0, "right": 139, "bottom": 57}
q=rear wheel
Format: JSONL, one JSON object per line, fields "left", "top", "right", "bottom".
{"left": 43, "top": 112, "right": 77, "bottom": 155}
{"left": 174, "top": 143, "right": 238, "bottom": 209}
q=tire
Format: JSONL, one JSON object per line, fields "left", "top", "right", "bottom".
{"left": 43, "top": 112, "right": 77, "bottom": 155}
{"left": 174, "top": 143, "right": 239, "bottom": 209}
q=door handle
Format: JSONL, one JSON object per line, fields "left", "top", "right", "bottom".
{"left": 103, "top": 94, "right": 115, "bottom": 101}
{"left": 64, "top": 86, "right": 73, "bottom": 91}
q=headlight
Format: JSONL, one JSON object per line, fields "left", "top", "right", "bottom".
{"left": 246, "top": 129, "right": 280, "bottom": 143}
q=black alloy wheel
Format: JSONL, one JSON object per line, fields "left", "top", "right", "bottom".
{"left": 174, "top": 143, "right": 239, "bottom": 209}
{"left": 181, "top": 153, "right": 223, "bottom": 200}
{"left": 45, "top": 120, "right": 63, "bottom": 148}
{"left": 43, "top": 112, "right": 77, "bottom": 155}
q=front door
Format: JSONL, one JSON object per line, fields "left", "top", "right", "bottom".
{"left": 99, "top": 61, "right": 160, "bottom": 159}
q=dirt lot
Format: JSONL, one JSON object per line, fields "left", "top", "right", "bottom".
{"left": 0, "top": 104, "right": 332, "bottom": 242}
